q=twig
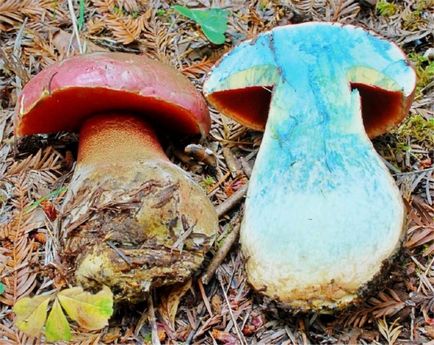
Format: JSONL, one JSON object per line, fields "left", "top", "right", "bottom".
{"left": 148, "top": 293, "right": 161, "bottom": 345}
{"left": 394, "top": 167, "right": 434, "bottom": 176}
{"left": 285, "top": 326, "right": 298, "bottom": 345}
{"left": 171, "top": 219, "right": 197, "bottom": 251}
{"left": 240, "top": 157, "right": 253, "bottom": 178}
{"left": 185, "top": 313, "right": 205, "bottom": 345}
{"left": 202, "top": 223, "right": 241, "bottom": 285}
{"left": 426, "top": 172, "right": 432, "bottom": 205}
{"left": 67, "top": 0, "right": 83, "bottom": 54}
{"left": 106, "top": 241, "right": 132, "bottom": 265}
{"left": 217, "top": 270, "right": 247, "bottom": 345}
{"left": 208, "top": 171, "right": 231, "bottom": 195}
{"left": 381, "top": 156, "right": 401, "bottom": 174}
{"left": 134, "top": 306, "right": 149, "bottom": 337}
{"left": 198, "top": 279, "right": 213, "bottom": 317}
{"left": 216, "top": 184, "right": 248, "bottom": 217}
{"left": 223, "top": 147, "right": 241, "bottom": 178}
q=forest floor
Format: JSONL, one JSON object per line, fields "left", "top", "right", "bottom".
{"left": 0, "top": 0, "right": 433, "bottom": 344}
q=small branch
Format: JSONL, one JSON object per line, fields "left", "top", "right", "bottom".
{"left": 223, "top": 147, "right": 241, "bottom": 178}
{"left": 217, "top": 271, "right": 247, "bottom": 345}
{"left": 185, "top": 314, "right": 204, "bottom": 345}
{"left": 106, "top": 241, "right": 132, "bottom": 266}
{"left": 198, "top": 279, "right": 213, "bottom": 317}
{"left": 216, "top": 184, "right": 248, "bottom": 218}
{"left": 240, "top": 157, "right": 253, "bottom": 178}
{"left": 394, "top": 167, "right": 434, "bottom": 176}
{"left": 148, "top": 293, "right": 161, "bottom": 345}
{"left": 201, "top": 223, "right": 241, "bottom": 285}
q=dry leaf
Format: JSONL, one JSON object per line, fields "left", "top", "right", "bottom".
{"left": 211, "top": 329, "right": 238, "bottom": 345}
{"left": 52, "top": 29, "right": 107, "bottom": 55}
{"left": 159, "top": 279, "right": 192, "bottom": 330}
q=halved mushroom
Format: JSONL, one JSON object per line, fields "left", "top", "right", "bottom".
{"left": 15, "top": 52, "right": 218, "bottom": 302}
{"left": 204, "top": 23, "right": 416, "bottom": 311}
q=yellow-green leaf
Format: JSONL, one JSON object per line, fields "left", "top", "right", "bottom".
{"left": 13, "top": 294, "right": 51, "bottom": 337}
{"left": 58, "top": 286, "right": 113, "bottom": 330}
{"left": 45, "top": 298, "right": 72, "bottom": 342}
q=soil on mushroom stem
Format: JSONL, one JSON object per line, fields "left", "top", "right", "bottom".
{"left": 61, "top": 160, "right": 216, "bottom": 303}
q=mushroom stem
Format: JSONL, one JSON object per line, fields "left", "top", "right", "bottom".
{"left": 62, "top": 113, "right": 218, "bottom": 302}
{"left": 77, "top": 113, "right": 168, "bottom": 166}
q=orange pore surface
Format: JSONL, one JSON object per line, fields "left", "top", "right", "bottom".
{"left": 16, "top": 87, "right": 205, "bottom": 137}
{"left": 77, "top": 113, "right": 168, "bottom": 165}
{"left": 207, "top": 84, "right": 409, "bottom": 138}
{"left": 352, "top": 83, "right": 409, "bottom": 138}
{"left": 207, "top": 86, "right": 272, "bottom": 131}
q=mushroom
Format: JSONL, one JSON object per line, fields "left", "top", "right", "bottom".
{"left": 15, "top": 52, "right": 218, "bottom": 302}
{"left": 204, "top": 23, "right": 416, "bottom": 311}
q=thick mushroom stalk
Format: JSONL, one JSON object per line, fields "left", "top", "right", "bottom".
{"left": 65, "top": 114, "right": 217, "bottom": 301}
{"left": 15, "top": 52, "right": 218, "bottom": 302}
{"left": 204, "top": 23, "right": 416, "bottom": 311}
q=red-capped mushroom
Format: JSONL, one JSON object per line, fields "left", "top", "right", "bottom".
{"left": 15, "top": 52, "right": 218, "bottom": 302}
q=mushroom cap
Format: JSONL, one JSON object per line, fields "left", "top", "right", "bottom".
{"left": 15, "top": 52, "right": 210, "bottom": 137}
{"left": 204, "top": 22, "right": 416, "bottom": 138}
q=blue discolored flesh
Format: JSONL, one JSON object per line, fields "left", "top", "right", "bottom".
{"left": 204, "top": 23, "right": 416, "bottom": 310}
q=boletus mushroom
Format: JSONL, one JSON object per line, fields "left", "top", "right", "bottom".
{"left": 204, "top": 23, "right": 416, "bottom": 311}
{"left": 15, "top": 52, "right": 218, "bottom": 302}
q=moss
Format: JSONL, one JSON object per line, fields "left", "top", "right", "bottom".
{"left": 415, "top": 0, "right": 434, "bottom": 11}
{"left": 200, "top": 175, "right": 215, "bottom": 190}
{"left": 408, "top": 53, "right": 434, "bottom": 96}
{"left": 394, "top": 114, "right": 434, "bottom": 149}
{"left": 402, "top": 0, "right": 432, "bottom": 30}
{"left": 376, "top": 0, "right": 398, "bottom": 16}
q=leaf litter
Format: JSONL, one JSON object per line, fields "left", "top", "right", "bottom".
{"left": 0, "top": 0, "right": 433, "bottom": 344}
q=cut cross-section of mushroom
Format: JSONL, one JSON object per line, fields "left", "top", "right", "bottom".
{"left": 15, "top": 52, "right": 218, "bottom": 302}
{"left": 204, "top": 23, "right": 416, "bottom": 311}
